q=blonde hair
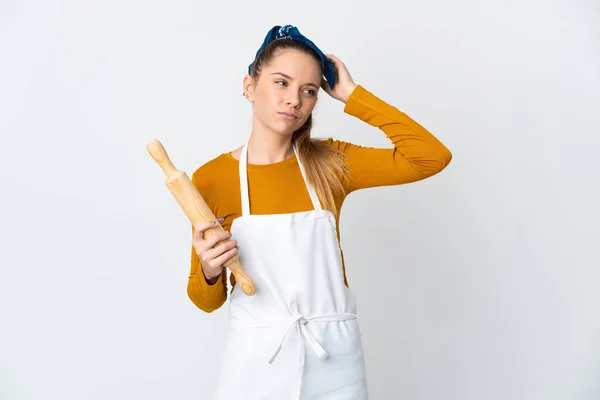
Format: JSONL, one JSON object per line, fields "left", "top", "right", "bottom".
{"left": 250, "top": 39, "right": 350, "bottom": 217}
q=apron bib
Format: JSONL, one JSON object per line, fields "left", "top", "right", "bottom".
{"left": 212, "top": 140, "right": 368, "bottom": 400}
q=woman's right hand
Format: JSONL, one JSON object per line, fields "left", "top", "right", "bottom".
{"left": 193, "top": 218, "right": 238, "bottom": 283}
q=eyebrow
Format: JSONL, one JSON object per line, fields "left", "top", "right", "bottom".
{"left": 271, "top": 72, "right": 320, "bottom": 89}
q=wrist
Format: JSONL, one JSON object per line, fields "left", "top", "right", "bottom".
{"left": 203, "top": 269, "right": 220, "bottom": 285}
{"left": 342, "top": 83, "right": 358, "bottom": 104}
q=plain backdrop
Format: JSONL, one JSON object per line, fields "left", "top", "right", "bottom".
{"left": 1, "top": 0, "right": 599, "bottom": 399}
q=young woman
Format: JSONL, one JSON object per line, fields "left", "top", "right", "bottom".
{"left": 187, "top": 25, "right": 452, "bottom": 399}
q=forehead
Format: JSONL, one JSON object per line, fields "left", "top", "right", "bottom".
{"left": 263, "top": 49, "right": 322, "bottom": 84}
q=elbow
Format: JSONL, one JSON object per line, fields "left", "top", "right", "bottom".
{"left": 429, "top": 141, "right": 452, "bottom": 174}
{"left": 186, "top": 279, "right": 225, "bottom": 314}
{"left": 437, "top": 147, "right": 452, "bottom": 171}
{"left": 414, "top": 146, "right": 452, "bottom": 178}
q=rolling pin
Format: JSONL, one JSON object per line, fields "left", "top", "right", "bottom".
{"left": 146, "top": 139, "right": 256, "bottom": 296}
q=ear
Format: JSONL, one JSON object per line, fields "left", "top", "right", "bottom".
{"left": 243, "top": 74, "right": 255, "bottom": 102}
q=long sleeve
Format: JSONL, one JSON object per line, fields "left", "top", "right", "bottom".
{"left": 187, "top": 241, "right": 228, "bottom": 313}
{"left": 186, "top": 173, "right": 228, "bottom": 313}
{"left": 329, "top": 85, "right": 452, "bottom": 193}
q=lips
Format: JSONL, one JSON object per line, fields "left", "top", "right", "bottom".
{"left": 278, "top": 112, "right": 298, "bottom": 120}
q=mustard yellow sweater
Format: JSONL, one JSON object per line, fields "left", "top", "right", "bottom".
{"left": 188, "top": 85, "right": 452, "bottom": 312}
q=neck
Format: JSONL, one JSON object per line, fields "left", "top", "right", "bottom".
{"left": 246, "top": 129, "right": 295, "bottom": 165}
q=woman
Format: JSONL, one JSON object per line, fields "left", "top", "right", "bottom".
{"left": 188, "top": 25, "right": 451, "bottom": 399}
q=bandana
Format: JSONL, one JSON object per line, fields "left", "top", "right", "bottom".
{"left": 248, "top": 25, "right": 336, "bottom": 90}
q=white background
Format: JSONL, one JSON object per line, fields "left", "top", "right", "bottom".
{"left": 1, "top": 0, "right": 599, "bottom": 399}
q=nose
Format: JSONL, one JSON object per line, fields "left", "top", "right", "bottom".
{"left": 285, "top": 91, "right": 301, "bottom": 108}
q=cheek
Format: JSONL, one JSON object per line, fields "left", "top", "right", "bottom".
{"left": 296, "top": 113, "right": 307, "bottom": 127}
{"left": 302, "top": 98, "right": 318, "bottom": 113}
{"left": 256, "top": 88, "right": 281, "bottom": 109}
{"left": 254, "top": 92, "right": 272, "bottom": 111}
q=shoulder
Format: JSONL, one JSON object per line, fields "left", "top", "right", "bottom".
{"left": 190, "top": 148, "right": 244, "bottom": 220}
{"left": 191, "top": 152, "right": 237, "bottom": 197}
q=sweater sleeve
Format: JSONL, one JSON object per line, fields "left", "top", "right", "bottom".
{"left": 187, "top": 240, "right": 228, "bottom": 313}
{"left": 186, "top": 173, "right": 228, "bottom": 313}
{"left": 331, "top": 85, "right": 452, "bottom": 193}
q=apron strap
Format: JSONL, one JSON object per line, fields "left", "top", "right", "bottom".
{"left": 239, "top": 140, "right": 251, "bottom": 216}
{"left": 239, "top": 139, "right": 323, "bottom": 216}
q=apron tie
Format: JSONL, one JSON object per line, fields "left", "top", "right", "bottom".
{"left": 268, "top": 296, "right": 329, "bottom": 364}
{"left": 265, "top": 295, "right": 357, "bottom": 399}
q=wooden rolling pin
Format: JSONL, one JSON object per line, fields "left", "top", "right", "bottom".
{"left": 146, "top": 139, "right": 256, "bottom": 296}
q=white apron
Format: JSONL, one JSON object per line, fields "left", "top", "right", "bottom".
{"left": 212, "top": 141, "right": 368, "bottom": 400}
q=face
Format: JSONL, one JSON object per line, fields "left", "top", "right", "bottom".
{"left": 244, "top": 48, "right": 321, "bottom": 138}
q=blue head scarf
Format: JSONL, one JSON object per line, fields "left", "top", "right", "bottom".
{"left": 248, "top": 25, "right": 336, "bottom": 90}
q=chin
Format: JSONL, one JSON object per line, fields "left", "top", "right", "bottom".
{"left": 269, "top": 122, "right": 300, "bottom": 137}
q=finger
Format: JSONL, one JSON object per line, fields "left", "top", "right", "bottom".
{"left": 194, "top": 221, "right": 218, "bottom": 239}
{"left": 212, "top": 246, "right": 238, "bottom": 267}
{"left": 194, "top": 218, "right": 225, "bottom": 239}
{"left": 323, "top": 55, "right": 342, "bottom": 84}
{"left": 193, "top": 222, "right": 212, "bottom": 240}
{"left": 205, "top": 239, "right": 237, "bottom": 261}
{"left": 195, "top": 234, "right": 232, "bottom": 259}
{"left": 324, "top": 54, "right": 343, "bottom": 65}
{"left": 204, "top": 230, "right": 232, "bottom": 249}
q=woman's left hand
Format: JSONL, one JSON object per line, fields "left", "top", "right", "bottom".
{"left": 321, "top": 54, "right": 357, "bottom": 104}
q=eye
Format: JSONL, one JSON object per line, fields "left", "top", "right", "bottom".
{"left": 275, "top": 80, "right": 287, "bottom": 87}
{"left": 304, "top": 88, "right": 317, "bottom": 97}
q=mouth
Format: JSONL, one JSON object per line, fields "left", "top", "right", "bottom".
{"left": 278, "top": 112, "right": 299, "bottom": 120}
